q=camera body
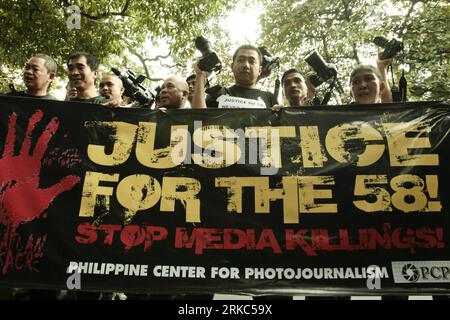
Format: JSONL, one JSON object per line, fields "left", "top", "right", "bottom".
{"left": 195, "top": 36, "right": 222, "bottom": 73}
{"left": 153, "top": 85, "right": 161, "bottom": 104}
{"left": 258, "top": 46, "right": 280, "bottom": 79}
{"left": 305, "top": 50, "right": 337, "bottom": 87}
{"left": 9, "top": 83, "right": 16, "bottom": 94}
{"left": 373, "top": 36, "right": 403, "bottom": 60}
{"left": 111, "top": 67, "right": 153, "bottom": 106}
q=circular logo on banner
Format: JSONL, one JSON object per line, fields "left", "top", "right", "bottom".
{"left": 401, "top": 264, "right": 420, "bottom": 282}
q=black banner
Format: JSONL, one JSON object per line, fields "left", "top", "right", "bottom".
{"left": 0, "top": 95, "right": 449, "bottom": 295}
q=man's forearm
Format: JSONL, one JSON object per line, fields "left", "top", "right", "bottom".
{"left": 378, "top": 59, "right": 393, "bottom": 103}
{"left": 191, "top": 72, "right": 207, "bottom": 109}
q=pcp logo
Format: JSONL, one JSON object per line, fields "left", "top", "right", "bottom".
{"left": 401, "top": 264, "right": 420, "bottom": 282}
{"left": 392, "top": 261, "right": 450, "bottom": 283}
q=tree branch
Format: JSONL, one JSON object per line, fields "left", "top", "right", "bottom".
{"left": 123, "top": 38, "right": 184, "bottom": 79}
{"left": 319, "top": 34, "right": 345, "bottom": 95}
{"left": 143, "top": 51, "right": 172, "bottom": 63}
{"left": 351, "top": 44, "right": 360, "bottom": 64}
{"left": 159, "top": 62, "right": 184, "bottom": 69}
{"left": 396, "top": 0, "right": 419, "bottom": 38}
{"left": 341, "top": 0, "right": 352, "bottom": 21}
{"left": 123, "top": 40, "right": 151, "bottom": 80}
{"left": 61, "top": 0, "right": 131, "bottom": 20}
{"left": 147, "top": 77, "right": 164, "bottom": 82}
{"left": 29, "top": 0, "right": 40, "bottom": 19}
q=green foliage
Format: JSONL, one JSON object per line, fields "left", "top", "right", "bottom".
{"left": 2, "top": 0, "right": 446, "bottom": 102}
{"left": 0, "top": 0, "right": 236, "bottom": 80}
{"left": 260, "top": 0, "right": 449, "bottom": 102}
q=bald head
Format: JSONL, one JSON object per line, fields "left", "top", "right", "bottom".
{"left": 99, "top": 74, "right": 124, "bottom": 101}
{"left": 159, "top": 76, "right": 189, "bottom": 109}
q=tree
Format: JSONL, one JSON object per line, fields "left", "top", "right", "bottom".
{"left": 398, "top": 0, "right": 449, "bottom": 100}
{"left": 259, "top": 0, "right": 449, "bottom": 102}
{"left": 0, "top": 0, "right": 237, "bottom": 91}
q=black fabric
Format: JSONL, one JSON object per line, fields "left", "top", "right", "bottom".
{"left": 7, "top": 91, "right": 55, "bottom": 100}
{"left": 69, "top": 95, "right": 108, "bottom": 105}
{"left": 206, "top": 85, "right": 277, "bottom": 108}
{"left": 305, "top": 296, "right": 351, "bottom": 300}
{"left": 433, "top": 295, "right": 450, "bottom": 300}
{"left": 382, "top": 295, "right": 409, "bottom": 300}
{"left": 0, "top": 96, "right": 449, "bottom": 296}
{"left": 254, "top": 295, "right": 293, "bottom": 300}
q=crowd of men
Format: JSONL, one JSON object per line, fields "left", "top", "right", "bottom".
{"left": 3, "top": 45, "right": 393, "bottom": 110}
{"left": 3, "top": 47, "right": 444, "bottom": 301}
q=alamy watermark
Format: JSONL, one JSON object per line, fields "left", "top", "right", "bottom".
{"left": 67, "top": 5, "right": 81, "bottom": 30}
{"left": 66, "top": 265, "right": 81, "bottom": 290}
{"left": 366, "top": 265, "right": 382, "bottom": 290}
{"left": 168, "top": 120, "right": 282, "bottom": 175}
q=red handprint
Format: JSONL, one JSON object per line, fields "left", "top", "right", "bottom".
{"left": 0, "top": 110, "right": 80, "bottom": 226}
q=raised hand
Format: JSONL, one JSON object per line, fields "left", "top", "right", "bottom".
{"left": 0, "top": 110, "right": 80, "bottom": 226}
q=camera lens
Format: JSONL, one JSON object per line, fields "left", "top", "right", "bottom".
{"left": 309, "top": 74, "right": 323, "bottom": 87}
{"left": 195, "top": 36, "right": 221, "bottom": 73}
{"left": 305, "top": 50, "right": 337, "bottom": 86}
{"left": 373, "top": 36, "right": 390, "bottom": 48}
{"left": 195, "top": 37, "right": 211, "bottom": 56}
{"left": 373, "top": 36, "right": 403, "bottom": 59}
{"left": 305, "top": 51, "right": 328, "bottom": 74}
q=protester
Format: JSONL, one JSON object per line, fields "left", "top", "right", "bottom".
{"left": 278, "top": 68, "right": 318, "bottom": 107}
{"left": 157, "top": 75, "right": 189, "bottom": 109}
{"left": 99, "top": 74, "right": 127, "bottom": 107}
{"left": 350, "top": 64, "right": 386, "bottom": 104}
{"left": 191, "top": 45, "right": 278, "bottom": 109}
{"left": 186, "top": 74, "right": 196, "bottom": 105}
{"left": 350, "top": 63, "right": 405, "bottom": 299}
{"left": 65, "top": 83, "right": 77, "bottom": 101}
{"left": 8, "top": 54, "right": 56, "bottom": 99}
{"left": 67, "top": 52, "right": 116, "bottom": 107}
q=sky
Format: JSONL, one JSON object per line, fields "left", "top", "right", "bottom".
{"left": 224, "top": 3, "right": 264, "bottom": 45}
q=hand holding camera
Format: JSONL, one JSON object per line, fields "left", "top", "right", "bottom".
{"left": 373, "top": 36, "right": 403, "bottom": 60}
{"left": 305, "top": 50, "right": 337, "bottom": 87}
{"left": 304, "top": 50, "right": 338, "bottom": 105}
{"left": 195, "top": 36, "right": 222, "bottom": 73}
{"left": 373, "top": 36, "right": 406, "bottom": 102}
{"left": 192, "top": 61, "right": 211, "bottom": 79}
{"left": 304, "top": 73, "right": 317, "bottom": 99}
{"left": 258, "top": 46, "right": 280, "bottom": 80}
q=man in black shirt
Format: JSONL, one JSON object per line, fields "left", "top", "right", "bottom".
{"left": 8, "top": 54, "right": 57, "bottom": 99}
{"left": 191, "top": 45, "right": 277, "bottom": 109}
{"left": 67, "top": 52, "right": 108, "bottom": 105}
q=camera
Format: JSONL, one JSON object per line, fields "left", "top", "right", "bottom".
{"left": 9, "top": 83, "right": 16, "bottom": 94}
{"left": 154, "top": 85, "right": 161, "bottom": 104}
{"left": 111, "top": 67, "right": 154, "bottom": 106}
{"left": 373, "top": 36, "right": 403, "bottom": 60}
{"left": 305, "top": 50, "right": 337, "bottom": 87}
{"left": 258, "top": 46, "right": 280, "bottom": 79}
{"left": 195, "top": 36, "right": 222, "bottom": 73}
